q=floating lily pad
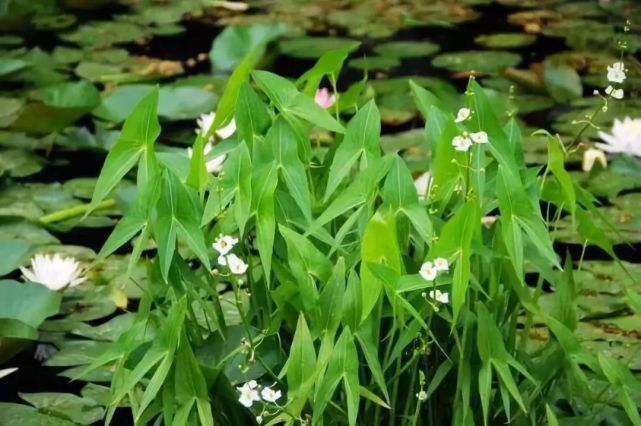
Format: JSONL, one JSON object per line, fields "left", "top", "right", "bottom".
{"left": 0, "top": 403, "right": 76, "bottom": 426}
{"left": 279, "top": 36, "right": 359, "bottom": 59}
{"left": 349, "top": 56, "right": 400, "bottom": 71}
{"left": 0, "top": 97, "right": 23, "bottom": 127}
{"left": 373, "top": 41, "right": 440, "bottom": 58}
{"left": 0, "top": 149, "right": 45, "bottom": 177}
{"left": 60, "top": 21, "right": 148, "bottom": 48}
{"left": 0, "top": 219, "right": 59, "bottom": 245}
{"left": 0, "top": 58, "right": 27, "bottom": 77}
{"left": 19, "top": 392, "right": 104, "bottom": 425}
{"left": 431, "top": 50, "right": 522, "bottom": 74}
{"left": 475, "top": 33, "right": 536, "bottom": 48}
{"left": 0, "top": 280, "right": 62, "bottom": 340}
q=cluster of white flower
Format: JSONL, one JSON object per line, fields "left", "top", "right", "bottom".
{"left": 212, "top": 234, "right": 248, "bottom": 275}
{"left": 419, "top": 258, "right": 449, "bottom": 304}
{"left": 20, "top": 253, "right": 86, "bottom": 291}
{"left": 605, "top": 61, "right": 626, "bottom": 100}
{"left": 451, "top": 108, "right": 488, "bottom": 152}
{"left": 237, "top": 380, "right": 282, "bottom": 408}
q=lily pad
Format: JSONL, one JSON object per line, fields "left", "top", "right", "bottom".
{"left": 0, "top": 280, "right": 62, "bottom": 339}
{"left": 0, "top": 403, "right": 76, "bottom": 426}
{"left": 475, "top": 33, "right": 536, "bottom": 48}
{"left": 279, "top": 36, "right": 359, "bottom": 59}
{"left": 0, "top": 149, "right": 45, "bottom": 177}
{"left": 349, "top": 56, "right": 400, "bottom": 71}
{"left": 373, "top": 41, "right": 439, "bottom": 58}
{"left": 431, "top": 50, "right": 522, "bottom": 74}
{"left": 19, "top": 393, "right": 104, "bottom": 426}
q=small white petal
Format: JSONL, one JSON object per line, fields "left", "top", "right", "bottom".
{"left": 419, "top": 262, "right": 437, "bottom": 281}
{"left": 606, "top": 62, "right": 626, "bottom": 84}
{"left": 433, "top": 257, "right": 449, "bottom": 272}
{"left": 455, "top": 107, "right": 471, "bottom": 123}
{"left": 582, "top": 148, "right": 607, "bottom": 172}
{"left": 212, "top": 235, "right": 239, "bottom": 255}
{"left": 452, "top": 135, "right": 472, "bottom": 152}
{"left": 314, "top": 88, "right": 336, "bottom": 109}
{"left": 0, "top": 367, "right": 18, "bottom": 379}
{"left": 470, "top": 131, "right": 488, "bottom": 144}
{"left": 414, "top": 172, "right": 432, "bottom": 200}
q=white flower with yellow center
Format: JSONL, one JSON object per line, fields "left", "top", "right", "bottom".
{"left": 428, "top": 290, "right": 449, "bottom": 304}
{"left": 237, "top": 380, "right": 260, "bottom": 408}
{"left": 20, "top": 254, "right": 86, "bottom": 291}
{"left": 196, "top": 112, "right": 236, "bottom": 141}
{"left": 607, "top": 62, "right": 626, "bottom": 84}
{"left": 455, "top": 107, "right": 471, "bottom": 123}
{"left": 470, "top": 131, "right": 488, "bottom": 144}
{"left": 452, "top": 134, "right": 473, "bottom": 152}
{"left": 582, "top": 148, "right": 607, "bottom": 172}
{"left": 260, "top": 386, "right": 282, "bottom": 403}
{"left": 212, "top": 234, "right": 239, "bottom": 255}
{"left": 596, "top": 117, "right": 641, "bottom": 157}
{"left": 419, "top": 261, "right": 437, "bottom": 281}
{"left": 433, "top": 257, "right": 449, "bottom": 272}
{"left": 218, "top": 254, "right": 249, "bottom": 275}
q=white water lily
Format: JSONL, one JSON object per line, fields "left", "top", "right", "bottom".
{"left": 433, "top": 257, "right": 449, "bottom": 272}
{"left": 452, "top": 134, "right": 472, "bottom": 152}
{"left": 606, "top": 61, "right": 626, "bottom": 84}
{"left": 419, "top": 261, "right": 437, "bottom": 281}
{"left": 582, "top": 148, "right": 607, "bottom": 172}
{"left": 0, "top": 367, "right": 18, "bottom": 379}
{"left": 314, "top": 87, "right": 336, "bottom": 109}
{"left": 414, "top": 172, "right": 432, "bottom": 200}
{"left": 260, "top": 386, "right": 282, "bottom": 403}
{"left": 455, "top": 107, "right": 471, "bottom": 123}
{"left": 428, "top": 289, "right": 449, "bottom": 304}
{"left": 237, "top": 380, "right": 260, "bottom": 408}
{"left": 470, "top": 131, "right": 488, "bottom": 144}
{"left": 20, "top": 254, "right": 86, "bottom": 291}
{"left": 605, "top": 85, "right": 624, "bottom": 100}
{"left": 187, "top": 141, "right": 226, "bottom": 173}
{"left": 212, "top": 234, "right": 239, "bottom": 255}
{"left": 596, "top": 117, "right": 641, "bottom": 157}
{"left": 196, "top": 112, "right": 236, "bottom": 141}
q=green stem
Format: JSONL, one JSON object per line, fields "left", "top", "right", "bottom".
{"left": 39, "top": 199, "right": 116, "bottom": 225}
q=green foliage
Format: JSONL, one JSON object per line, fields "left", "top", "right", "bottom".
{"left": 74, "top": 46, "right": 641, "bottom": 426}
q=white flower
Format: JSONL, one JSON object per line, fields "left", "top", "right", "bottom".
{"left": 470, "top": 131, "right": 488, "bottom": 144}
{"left": 452, "top": 134, "right": 472, "bottom": 152}
{"left": 314, "top": 88, "right": 336, "bottom": 109}
{"left": 455, "top": 107, "right": 471, "bottom": 123}
{"left": 414, "top": 172, "right": 432, "bottom": 201}
{"left": 433, "top": 257, "right": 449, "bottom": 272}
{"left": 219, "top": 253, "right": 249, "bottom": 275}
{"left": 481, "top": 215, "right": 499, "bottom": 226}
{"left": 0, "top": 367, "right": 18, "bottom": 379}
{"left": 428, "top": 290, "right": 449, "bottom": 304}
{"left": 20, "top": 254, "right": 86, "bottom": 291}
{"left": 419, "top": 262, "right": 437, "bottom": 281}
{"left": 416, "top": 390, "right": 428, "bottom": 401}
{"left": 596, "top": 117, "right": 641, "bottom": 157}
{"left": 212, "top": 234, "right": 239, "bottom": 255}
{"left": 237, "top": 381, "right": 260, "bottom": 408}
{"left": 607, "top": 62, "right": 626, "bottom": 84}
{"left": 605, "top": 85, "right": 624, "bottom": 100}
{"left": 187, "top": 141, "right": 226, "bottom": 173}
{"left": 582, "top": 148, "right": 607, "bottom": 172}
{"left": 196, "top": 112, "right": 236, "bottom": 141}
{"left": 260, "top": 386, "right": 282, "bottom": 403}
{"left": 256, "top": 416, "right": 263, "bottom": 424}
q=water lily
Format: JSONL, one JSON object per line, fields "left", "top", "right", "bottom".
{"left": 187, "top": 141, "right": 226, "bottom": 173}
{"left": 428, "top": 289, "right": 449, "bottom": 304}
{"left": 260, "top": 386, "right": 282, "bottom": 403}
{"left": 433, "top": 257, "right": 449, "bottom": 272}
{"left": 20, "top": 254, "right": 86, "bottom": 291}
{"left": 596, "top": 117, "right": 641, "bottom": 157}
{"left": 212, "top": 234, "right": 239, "bottom": 256}
{"left": 419, "top": 261, "right": 437, "bottom": 281}
{"left": 582, "top": 148, "right": 607, "bottom": 172}
{"left": 314, "top": 88, "right": 336, "bottom": 109}
{"left": 470, "top": 131, "right": 488, "bottom": 144}
{"left": 452, "top": 134, "right": 472, "bottom": 152}
{"left": 605, "top": 85, "right": 624, "bottom": 100}
{"left": 196, "top": 112, "right": 236, "bottom": 141}
{"left": 414, "top": 172, "right": 431, "bottom": 200}
{"left": 606, "top": 61, "right": 626, "bottom": 84}
{"left": 237, "top": 380, "right": 260, "bottom": 408}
